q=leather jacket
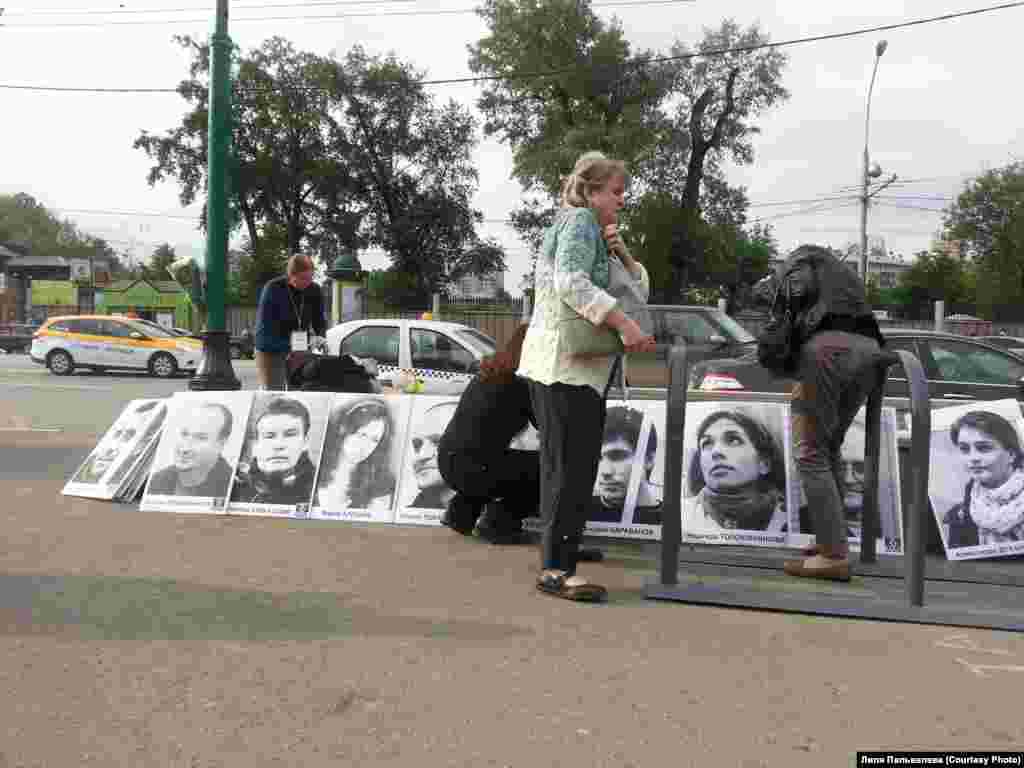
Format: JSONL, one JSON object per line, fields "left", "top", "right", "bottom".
{"left": 761, "top": 245, "right": 884, "bottom": 347}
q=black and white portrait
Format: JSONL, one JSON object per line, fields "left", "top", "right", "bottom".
{"left": 64, "top": 399, "right": 168, "bottom": 499}
{"left": 682, "top": 403, "right": 792, "bottom": 545}
{"left": 228, "top": 393, "right": 331, "bottom": 515}
{"left": 790, "top": 407, "right": 903, "bottom": 555}
{"left": 141, "top": 392, "right": 253, "bottom": 511}
{"left": 929, "top": 399, "right": 1024, "bottom": 561}
{"left": 313, "top": 394, "right": 408, "bottom": 523}
{"left": 104, "top": 400, "right": 168, "bottom": 491}
{"left": 586, "top": 402, "right": 664, "bottom": 534}
{"left": 396, "top": 396, "right": 459, "bottom": 524}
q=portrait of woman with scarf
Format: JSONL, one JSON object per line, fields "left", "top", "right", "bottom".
{"left": 683, "top": 407, "right": 788, "bottom": 534}
{"left": 943, "top": 410, "right": 1024, "bottom": 549}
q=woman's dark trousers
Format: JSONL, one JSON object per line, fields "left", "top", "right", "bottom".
{"left": 528, "top": 380, "right": 607, "bottom": 575}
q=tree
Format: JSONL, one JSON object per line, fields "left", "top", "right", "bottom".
{"left": 237, "top": 224, "right": 289, "bottom": 304}
{"left": 468, "top": 6, "right": 788, "bottom": 300}
{"left": 137, "top": 38, "right": 503, "bottom": 303}
{"left": 899, "top": 249, "right": 974, "bottom": 306}
{"left": 0, "top": 194, "right": 126, "bottom": 280}
{"left": 944, "top": 161, "right": 1024, "bottom": 308}
{"left": 143, "top": 243, "right": 177, "bottom": 282}
{"left": 135, "top": 36, "right": 359, "bottom": 256}
{"left": 366, "top": 268, "right": 419, "bottom": 308}
{"left": 647, "top": 21, "right": 787, "bottom": 298}
{"left": 468, "top": 0, "right": 673, "bottom": 197}
{"left": 328, "top": 47, "right": 506, "bottom": 301}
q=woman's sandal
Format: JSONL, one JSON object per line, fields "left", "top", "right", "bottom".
{"left": 536, "top": 570, "right": 608, "bottom": 603}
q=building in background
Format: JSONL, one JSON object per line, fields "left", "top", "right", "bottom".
{"left": 449, "top": 270, "right": 506, "bottom": 299}
{"left": 842, "top": 251, "right": 913, "bottom": 288}
{"left": 768, "top": 238, "right": 911, "bottom": 290}
{"left": 0, "top": 247, "right": 116, "bottom": 323}
{"left": 96, "top": 278, "right": 193, "bottom": 328}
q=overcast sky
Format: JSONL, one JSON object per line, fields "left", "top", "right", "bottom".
{"left": 2, "top": 0, "right": 1022, "bottom": 294}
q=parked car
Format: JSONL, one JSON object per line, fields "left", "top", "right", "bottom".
{"left": 690, "top": 329, "right": 1024, "bottom": 405}
{"left": 325, "top": 318, "right": 496, "bottom": 392}
{"left": 0, "top": 323, "right": 39, "bottom": 354}
{"left": 978, "top": 335, "right": 1024, "bottom": 358}
{"left": 30, "top": 315, "right": 203, "bottom": 377}
{"left": 622, "top": 305, "right": 758, "bottom": 388}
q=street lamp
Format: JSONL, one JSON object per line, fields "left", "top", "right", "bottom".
{"left": 859, "top": 39, "right": 888, "bottom": 285}
{"left": 188, "top": 0, "right": 240, "bottom": 391}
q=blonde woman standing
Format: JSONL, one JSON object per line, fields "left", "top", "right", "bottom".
{"left": 518, "top": 151, "right": 656, "bottom": 602}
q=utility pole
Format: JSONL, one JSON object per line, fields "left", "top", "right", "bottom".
{"left": 859, "top": 39, "right": 888, "bottom": 286}
{"left": 189, "top": 0, "right": 240, "bottom": 391}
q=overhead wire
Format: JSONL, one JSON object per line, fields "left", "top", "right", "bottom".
{"left": 1, "top": 0, "right": 418, "bottom": 16}
{"left": 873, "top": 202, "right": 947, "bottom": 213}
{"left": 54, "top": 192, "right": 871, "bottom": 224}
{"left": 0, "top": 0, "right": 695, "bottom": 27}
{"left": 0, "top": 0, "right": 1021, "bottom": 93}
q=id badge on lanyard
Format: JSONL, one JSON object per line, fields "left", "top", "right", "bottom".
{"left": 290, "top": 330, "right": 309, "bottom": 352}
{"left": 289, "top": 288, "right": 308, "bottom": 352}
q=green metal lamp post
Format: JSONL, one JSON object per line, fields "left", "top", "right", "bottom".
{"left": 189, "top": 0, "right": 241, "bottom": 391}
{"left": 325, "top": 250, "right": 366, "bottom": 326}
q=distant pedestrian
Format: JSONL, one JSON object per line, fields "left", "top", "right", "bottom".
{"left": 254, "top": 254, "right": 327, "bottom": 391}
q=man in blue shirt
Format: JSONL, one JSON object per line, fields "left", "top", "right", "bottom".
{"left": 254, "top": 254, "right": 327, "bottom": 391}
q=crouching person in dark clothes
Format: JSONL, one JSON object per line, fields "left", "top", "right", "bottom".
{"left": 437, "top": 324, "right": 536, "bottom": 542}
{"left": 436, "top": 325, "right": 601, "bottom": 560}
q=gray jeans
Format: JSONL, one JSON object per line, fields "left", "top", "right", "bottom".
{"left": 791, "top": 331, "right": 882, "bottom": 553}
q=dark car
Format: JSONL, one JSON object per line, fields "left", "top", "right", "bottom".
{"left": 978, "top": 335, "right": 1024, "bottom": 358}
{"left": 623, "top": 305, "right": 758, "bottom": 387}
{"left": 690, "top": 329, "right": 1024, "bottom": 404}
{"left": 0, "top": 323, "right": 40, "bottom": 354}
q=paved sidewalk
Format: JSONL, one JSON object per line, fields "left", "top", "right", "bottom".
{"left": 2, "top": 432, "right": 1023, "bottom": 767}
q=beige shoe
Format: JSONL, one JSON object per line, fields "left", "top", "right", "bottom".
{"left": 783, "top": 555, "right": 852, "bottom": 582}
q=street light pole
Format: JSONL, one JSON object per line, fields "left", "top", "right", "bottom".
{"left": 860, "top": 39, "right": 888, "bottom": 286}
{"left": 189, "top": 0, "right": 240, "bottom": 391}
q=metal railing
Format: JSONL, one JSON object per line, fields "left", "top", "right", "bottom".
{"left": 653, "top": 343, "right": 933, "bottom": 608}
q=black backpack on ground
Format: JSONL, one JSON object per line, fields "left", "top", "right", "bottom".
{"left": 287, "top": 352, "right": 377, "bottom": 393}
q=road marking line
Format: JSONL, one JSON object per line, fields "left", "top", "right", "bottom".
{"left": 0, "top": 382, "right": 128, "bottom": 392}
{"left": 0, "top": 427, "right": 63, "bottom": 433}
{"left": 936, "top": 633, "right": 1014, "bottom": 656}
{"left": 954, "top": 657, "right": 1024, "bottom": 678}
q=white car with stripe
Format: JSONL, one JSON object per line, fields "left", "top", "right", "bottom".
{"left": 325, "top": 319, "right": 497, "bottom": 394}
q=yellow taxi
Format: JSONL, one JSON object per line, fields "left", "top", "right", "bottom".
{"left": 30, "top": 315, "right": 202, "bottom": 378}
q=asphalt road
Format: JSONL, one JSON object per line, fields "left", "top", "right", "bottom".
{"left": 0, "top": 352, "right": 260, "bottom": 435}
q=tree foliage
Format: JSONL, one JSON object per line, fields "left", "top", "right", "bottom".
{"left": 135, "top": 37, "right": 504, "bottom": 303}
{"left": 468, "top": 4, "right": 788, "bottom": 303}
{"left": 899, "top": 249, "right": 974, "bottom": 305}
{"left": 468, "top": 0, "right": 673, "bottom": 197}
{"left": 0, "top": 193, "right": 127, "bottom": 274}
{"left": 944, "top": 161, "right": 1024, "bottom": 307}
{"left": 236, "top": 224, "right": 289, "bottom": 304}
{"left": 143, "top": 243, "right": 177, "bottom": 282}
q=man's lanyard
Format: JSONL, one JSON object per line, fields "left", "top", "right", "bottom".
{"left": 287, "top": 285, "right": 306, "bottom": 330}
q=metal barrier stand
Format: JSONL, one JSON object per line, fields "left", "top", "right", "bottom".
{"left": 645, "top": 343, "right": 954, "bottom": 623}
{"left": 897, "top": 349, "right": 932, "bottom": 607}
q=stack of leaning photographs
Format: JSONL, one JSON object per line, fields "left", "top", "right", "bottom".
{"left": 61, "top": 398, "right": 170, "bottom": 503}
